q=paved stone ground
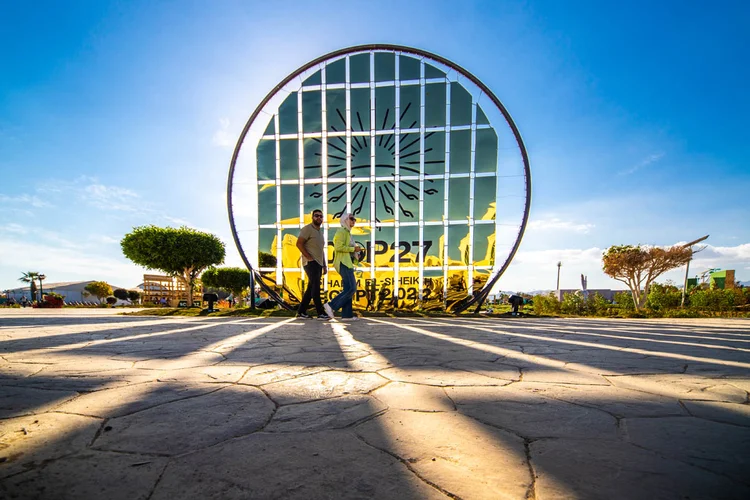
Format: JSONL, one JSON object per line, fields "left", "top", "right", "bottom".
{"left": 1, "top": 309, "right": 749, "bottom": 499}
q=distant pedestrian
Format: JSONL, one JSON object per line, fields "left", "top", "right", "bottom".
{"left": 160, "top": 297, "right": 167, "bottom": 307}
{"left": 323, "top": 212, "right": 361, "bottom": 321}
{"left": 296, "top": 209, "right": 327, "bottom": 319}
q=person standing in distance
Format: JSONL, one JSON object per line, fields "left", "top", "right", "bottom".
{"left": 323, "top": 212, "right": 362, "bottom": 321}
{"left": 296, "top": 209, "right": 327, "bottom": 319}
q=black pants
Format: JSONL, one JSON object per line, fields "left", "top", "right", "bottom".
{"left": 298, "top": 261, "right": 324, "bottom": 315}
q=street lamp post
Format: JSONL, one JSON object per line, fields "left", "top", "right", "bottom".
{"left": 556, "top": 262, "right": 562, "bottom": 291}
{"left": 680, "top": 235, "right": 709, "bottom": 307}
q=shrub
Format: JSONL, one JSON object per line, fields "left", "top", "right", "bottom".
{"left": 531, "top": 293, "right": 560, "bottom": 315}
{"left": 689, "top": 289, "right": 736, "bottom": 311}
{"left": 613, "top": 291, "right": 635, "bottom": 310}
{"left": 113, "top": 288, "right": 129, "bottom": 301}
{"left": 588, "top": 292, "right": 614, "bottom": 316}
{"left": 646, "top": 283, "right": 682, "bottom": 310}
{"left": 560, "top": 292, "right": 586, "bottom": 315}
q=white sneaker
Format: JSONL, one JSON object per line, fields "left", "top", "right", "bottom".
{"left": 323, "top": 303, "right": 334, "bottom": 319}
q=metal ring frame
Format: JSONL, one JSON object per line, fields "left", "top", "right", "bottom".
{"left": 227, "top": 44, "right": 531, "bottom": 313}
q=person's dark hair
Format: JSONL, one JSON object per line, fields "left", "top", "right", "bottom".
{"left": 312, "top": 209, "right": 323, "bottom": 216}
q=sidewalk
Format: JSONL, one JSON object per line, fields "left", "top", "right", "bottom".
{"left": 1, "top": 311, "right": 749, "bottom": 499}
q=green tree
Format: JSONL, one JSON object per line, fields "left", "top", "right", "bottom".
{"left": 127, "top": 290, "right": 142, "bottom": 304}
{"left": 113, "top": 288, "right": 129, "bottom": 301}
{"left": 201, "top": 267, "right": 250, "bottom": 302}
{"left": 19, "top": 271, "right": 39, "bottom": 301}
{"left": 602, "top": 244, "right": 692, "bottom": 311}
{"left": 258, "top": 252, "right": 277, "bottom": 268}
{"left": 121, "top": 225, "right": 226, "bottom": 306}
{"left": 85, "top": 281, "right": 113, "bottom": 302}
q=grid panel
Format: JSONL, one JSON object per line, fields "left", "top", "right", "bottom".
{"left": 252, "top": 49, "right": 506, "bottom": 307}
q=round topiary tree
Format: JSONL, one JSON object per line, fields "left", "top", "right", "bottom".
{"left": 201, "top": 267, "right": 251, "bottom": 306}
{"left": 127, "top": 290, "right": 142, "bottom": 304}
{"left": 113, "top": 288, "right": 129, "bottom": 301}
{"left": 85, "top": 281, "right": 113, "bottom": 304}
{"left": 121, "top": 226, "right": 226, "bottom": 306}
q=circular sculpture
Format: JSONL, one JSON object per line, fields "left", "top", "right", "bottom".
{"left": 228, "top": 44, "right": 530, "bottom": 312}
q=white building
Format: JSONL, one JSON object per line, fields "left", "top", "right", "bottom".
{"left": 4, "top": 281, "right": 131, "bottom": 304}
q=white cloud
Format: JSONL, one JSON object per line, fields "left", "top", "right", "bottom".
{"left": 163, "top": 216, "right": 193, "bottom": 227}
{"left": 212, "top": 118, "right": 233, "bottom": 148}
{"left": 84, "top": 182, "right": 140, "bottom": 211}
{"left": 691, "top": 243, "right": 750, "bottom": 268}
{"left": 514, "top": 247, "right": 603, "bottom": 266}
{"left": 0, "top": 238, "right": 144, "bottom": 288}
{"left": 618, "top": 152, "right": 664, "bottom": 176}
{"left": 0, "top": 225, "right": 80, "bottom": 249}
{"left": 0, "top": 223, "right": 28, "bottom": 234}
{"left": 0, "top": 193, "right": 53, "bottom": 208}
{"left": 88, "top": 234, "right": 121, "bottom": 245}
{"left": 528, "top": 217, "right": 594, "bottom": 234}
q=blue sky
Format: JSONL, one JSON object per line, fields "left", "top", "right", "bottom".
{"left": 1, "top": 0, "right": 748, "bottom": 292}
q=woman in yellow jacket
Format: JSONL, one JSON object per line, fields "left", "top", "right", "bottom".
{"left": 323, "top": 212, "right": 362, "bottom": 321}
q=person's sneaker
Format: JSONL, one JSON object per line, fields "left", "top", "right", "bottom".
{"left": 323, "top": 303, "right": 334, "bottom": 319}
{"left": 317, "top": 314, "right": 330, "bottom": 320}
{"left": 296, "top": 312, "right": 311, "bottom": 319}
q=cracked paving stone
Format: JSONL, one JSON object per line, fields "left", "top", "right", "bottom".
{"left": 520, "top": 366, "right": 610, "bottom": 385}
{"left": 609, "top": 374, "right": 748, "bottom": 403}
{"left": 379, "top": 366, "right": 509, "bottom": 387}
{"left": 531, "top": 437, "right": 750, "bottom": 499}
{"left": 682, "top": 400, "right": 750, "bottom": 426}
{"left": 0, "top": 450, "right": 168, "bottom": 500}
{"left": 371, "top": 382, "right": 455, "bottom": 412}
{"left": 515, "top": 382, "right": 687, "bottom": 418}
{"left": 721, "top": 377, "right": 750, "bottom": 393}
{"left": 133, "top": 351, "right": 225, "bottom": 370}
{"left": 0, "top": 386, "right": 78, "bottom": 418}
{"left": 262, "top": 371, "right": 388, "bottom": 405}
{"left": 238, "top": 364, "right": 329, "bottom": 386}
{"left": 0, "top": 412, "right": 101, "bottom": 479}
{"left": 3, "top": 369, "right": 159, "bottom": 392}
{"left": 150, "top": 430, "right": 445, "bottom": 499}
{"left": 443, "top": 360, "right": 521, "bottom": 382}
{"left": 623, "top": 416, "right": 750, "bottom": 485}
{"left": 54, "top": 381, "right": 224, "bottom": 418}
{"left": 355, "top": 409, "right": 531, "bottom": 500}
{"left": 95, "top": 385, "right": 273, "bottom": 455}
{"left": 149, "top": 364, "right": 249, "bottom": 384}
{"left": 446, "top": 385, "right": 618, "bottom": 440}
{"left": 265, "top": 395, "right": 387, "bottom": 432}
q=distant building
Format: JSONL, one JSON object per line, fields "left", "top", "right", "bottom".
{"left": 4, "top": 280, "right": 129, "bottom": 303}
{"left": 709, "top": 269, "right": 736, "bottom": 289}
{"left": 141, "top": 274, "right": 202, "bottom": 307}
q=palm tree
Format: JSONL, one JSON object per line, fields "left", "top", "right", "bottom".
{"left": 19, "top": 271, "right": 40, "bottom": 302}
{"left": 38, "top": 274, "right": 46, "bottom": 300}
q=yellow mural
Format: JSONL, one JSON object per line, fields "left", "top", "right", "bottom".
{"left": 260, "top": 214, "right": 494, "bottom": 311}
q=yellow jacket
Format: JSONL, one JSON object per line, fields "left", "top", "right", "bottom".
{"left": 332, "top": 227, "right": 357, "bottom": 273}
